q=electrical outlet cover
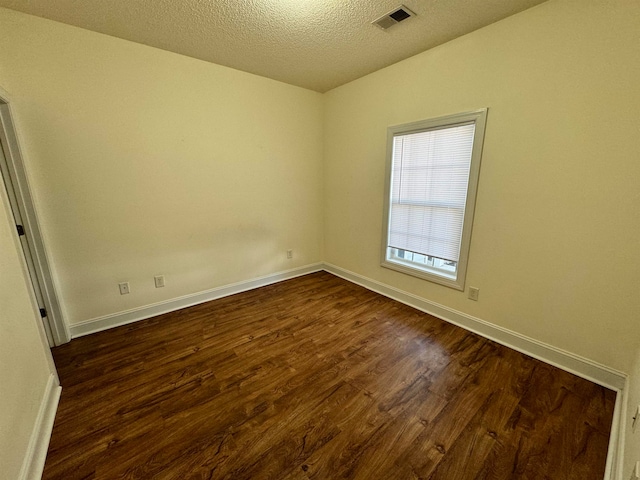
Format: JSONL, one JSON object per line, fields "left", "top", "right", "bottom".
{"left": 468, "top": 287, "right": 479, "bottom": 301}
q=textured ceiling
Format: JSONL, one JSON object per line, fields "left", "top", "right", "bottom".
{"left": 0, "top": 0, "right": 548, "bottom": 92}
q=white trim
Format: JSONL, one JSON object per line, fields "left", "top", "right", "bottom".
{"left": 604, "top": 383, "right": 627, "bottom": 480}
{"left": 70, "top": 263, "right": 323, "bottom": 338}
{"left": 617, "top": 387, "right": 628, "bottom": 479}
{"left": 18, "top": 373, "right": 61, "bottom": 480}
{"left": 322, "top": 263, "right": 626, "bottom": 391}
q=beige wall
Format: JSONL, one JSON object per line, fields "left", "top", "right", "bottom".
{"left": 0, "top": 8, "right": 324, "bottom": 324}
{"left": 323, "top": 0, "right": 640, "bottom": 373}
{"left": 0, "top": 170, "right": 55, "bottom": 478}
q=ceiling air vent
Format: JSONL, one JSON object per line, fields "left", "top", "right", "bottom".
{"left": 372, "top": 5, "right": 416, "bottom": 30}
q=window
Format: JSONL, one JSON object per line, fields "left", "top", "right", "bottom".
{"left": 381, "top": 109, "right": 487, "bottom": 290}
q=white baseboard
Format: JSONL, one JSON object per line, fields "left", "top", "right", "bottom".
{"left": 19, "top": 373, "right": 61, "bottom": 480}
{"left": 70, "top": 263, "right": 323, "bottom": 338}
{"left": 323, "top": 263, "right": 626, "bottom": 391}
{"left": 72, "top": 261, "right": 626, "bottom": 390}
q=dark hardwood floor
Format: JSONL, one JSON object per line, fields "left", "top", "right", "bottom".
{"left": 44, "top": 272, "right": 615, "bottom": 479}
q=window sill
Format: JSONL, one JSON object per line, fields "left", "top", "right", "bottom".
{"left": 381, "top": 259, "right": 464, "bottom": 291}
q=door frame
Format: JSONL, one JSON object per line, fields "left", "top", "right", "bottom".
{"left": 0, "top": 87, "right": 70, "bottom": 345}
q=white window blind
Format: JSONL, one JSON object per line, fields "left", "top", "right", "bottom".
{"left": 388, "top": 123, "right": 476, "bottom": 262}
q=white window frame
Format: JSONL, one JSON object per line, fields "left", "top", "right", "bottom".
{"left": 380, "top": 109, "right": 488, "bottom": 290}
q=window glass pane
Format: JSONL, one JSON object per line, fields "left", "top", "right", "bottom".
{"left": 388, "top": 123, "right": 475, "bottom": 262}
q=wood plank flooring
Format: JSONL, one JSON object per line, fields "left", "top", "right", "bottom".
{"left": 43, "top": 272, "right": 615, "bottom": 479}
